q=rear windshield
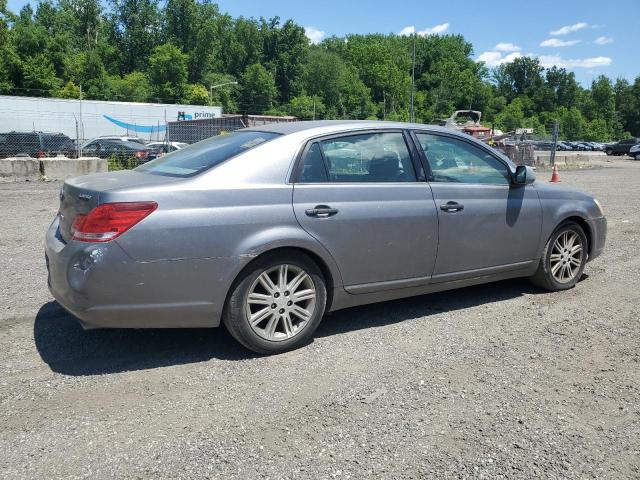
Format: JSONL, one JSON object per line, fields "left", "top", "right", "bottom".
{"left": 136, "top": 131, "right": 280, "bottom": 177}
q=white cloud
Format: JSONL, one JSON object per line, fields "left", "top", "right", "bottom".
{"left": 477, "top": 50, "right": 522, "bottom": 67}
{"left": 304, "top": 26, "right": 325, "bottom": 45}
{"left": 540, "top": 38, "right": 581, "bottom": 47}
{"left": 550, "top": 22, "right": 588, "bottom": 35}
{"left": 594, "top": 36, "right": 614, "bottom": 45}
{"left": 537, "top": 55, "right": 612, "bottom": 68}
{"left": 398, "top": 23, "right": 449, "bottom": 37}
{"left": 477, "top": 51, "right": 612, "bottom": 70}
{"left": 418, "top": 23, "right": 449, "bottom": 36}
{"left": 398, "top": 25, "right": 416, "bottom": 36}
{"left": 494, "top": 42, "right": 521, "bottom": 52}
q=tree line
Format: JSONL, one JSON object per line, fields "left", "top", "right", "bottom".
{"left": 1, "top": 0, "right": 639, "bottom": 140}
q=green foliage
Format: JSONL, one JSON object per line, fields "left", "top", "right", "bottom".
{"left": 182, "top": 83, "right": 210, "bottom": 105}
{"left": 22, "top": 53, "right": 62, "bottom": 94}
{"left": 56, "top": 80, "right": 81, "bottom": 98}
{"left": 1, "top": 0, "right": 639, "bottom": 140}
{"left": 289, "top": 95, "right": 324, "bottom": 120}
{"left": 107, "top": 71, "right": 151, "bottom": 102}
{"left": 239, "top": 63, "right": 277, "bottom": 114}
{"left": 148, "top": 42, "right": 188, "bottom": 100}
{"left": 203, "top": 72, "right": 238, "bottom": 111}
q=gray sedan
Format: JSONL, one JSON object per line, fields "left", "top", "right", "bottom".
{"left": 45, "top": 121, "right": 607, "bottom": 354}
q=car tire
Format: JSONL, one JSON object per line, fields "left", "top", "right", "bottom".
{"left": 223, "top": 251, "right": 327, "bottom": 354}
{"left": 635, "top": 153, "right": 640, "bottom": 161}
{"left": 605, "top": 148, "right": 613, "bottom": 156}
{"left": 529, "top": 221, "right": 588, "bottom": 291}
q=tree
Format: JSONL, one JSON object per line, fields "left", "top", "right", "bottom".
{"left": 494, "top": 57, "right": 544, "bottom": 101}
{"left": 203, "top": 72, "right": 238, "bottom": 112}
{"left": 239, "top": 63, "right": 277, "bottom": 113}
{"left": 21, "top": 53, "right": 62, "bottom": 94}
{"left": 147, "top": 42, "right": 188, "bottom": 101}
{"left": 107, "top": 71, "right": 151, "bottom": 101}
{"left": 182, "top": 83, "right": 210, "bottom": 105}
{"left": 163, "top": 0, "right": 222, "bottom": 83}
{"left": 56, "top": 80, "right": 81, "bottom": 98}
{"left": 494, "top": 98, "right": 526, "bottom": 132}
{"left": 261, "top": 18, "right": 309, "bottom": 102}
{"left": 108, "top": 0, "right": 161, "bottom": 73}
{"left": 0, "top": 0, "right": 19, "bottom": 92}
{"left": 0, "top": 0, "right": 639, "bottom": 140}
{"left": 289, "top": 94, "right": 324, "bottom": 119}
{"left": 218, "top": 16, "right": 262, "bottom": 78}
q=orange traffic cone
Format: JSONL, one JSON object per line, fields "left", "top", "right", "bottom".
{"left": 550, "top": 165, "right": 560, "bottom": 183}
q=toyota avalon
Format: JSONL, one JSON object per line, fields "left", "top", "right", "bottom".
{"left": 45, "top": 121, "right": 607, "bottom": 354}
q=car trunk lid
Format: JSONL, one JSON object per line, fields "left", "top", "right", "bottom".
{"left": 58, "top": 170, "right": 183, "bottom": 242}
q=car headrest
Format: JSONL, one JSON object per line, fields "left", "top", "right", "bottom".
{"left": 368, "top": 152, "right": 400, "bottom": 180}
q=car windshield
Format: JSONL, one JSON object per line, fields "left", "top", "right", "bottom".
{"left": 135, "top": 131, "right": 281, "bottom": 177}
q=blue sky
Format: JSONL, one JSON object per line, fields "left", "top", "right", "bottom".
{"left": 7, "top": 0, "right": 639, "bottom": 85}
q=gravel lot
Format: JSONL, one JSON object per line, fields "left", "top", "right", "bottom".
{"left": 1, "top": 159, "right": 639, "bottom": 479}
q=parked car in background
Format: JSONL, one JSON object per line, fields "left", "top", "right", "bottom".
{"left": 82, "top": 138, "right": 156, "bottom": 163}
{"left": 605, "top": 138, "right": 640, "bottom": 156}
{"left": 146, "top": 141, "right": 189, "bottom": 155}
{"left": 0, "top": 131, "right": 76, "bottom": 159}
{"left": 85, "top": 135, "right": 146, "bottom": 146}
{"left": 45, "top": 121, "right": 607, "bottom": 354}
{"left": 587, "top": 142, "right": 605, "bottom": 151}
{"left": 630, "top": 144, "right": 640, "bottom": 160}
{"left": 567, "top": 141, "right": 590, "bottom": 151}
{"left": 556, "top": 141, "right": 573, "bottom": 151}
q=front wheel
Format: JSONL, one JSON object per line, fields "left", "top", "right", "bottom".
{"left": 223, "top": 252, "right": 327, "bottom": 354}
{"left": 529, "top": 222, "right": 588, "bottom": 291}
{"left": 635, "top": 153, "right": 640, "bottom": 161}
{"left": 605, "top": 148, "right": 613, "bottom": 156}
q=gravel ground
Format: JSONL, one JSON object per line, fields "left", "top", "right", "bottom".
{"left": 1, "top": 159, "right": 639, "bottom": 479}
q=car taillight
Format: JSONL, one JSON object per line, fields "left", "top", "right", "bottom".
{"left": 71, "top": 202, "right": 157, "bottom": 242}
{"left": 135, "top": 151, "right": 148, "bottom": 158}
{"left": 37, "top": 150, "right": 45, "bottom": 158}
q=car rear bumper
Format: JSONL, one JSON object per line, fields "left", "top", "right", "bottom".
{"left": 45, "top": 215, "right": 228, "bottom": 329}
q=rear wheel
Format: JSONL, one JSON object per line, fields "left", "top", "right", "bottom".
{"left": 605, "top": 148, "right": 613, "bottom": 156}
{"left": 223, "top": 252, "right": 327, "bottom": 354}
{"left": 529, "top": 222, "right": 588, "bottom": 291}
{"left": 635, "top": 153, "right": 640, "bottom": 161}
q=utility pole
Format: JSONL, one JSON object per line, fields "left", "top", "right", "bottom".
{"left": 550, "top": 120, "right": 559, "bottom": 167}
{"left": 410, "top": 34, "right": 416, "bottom": 123}
{"left": 79, "top": 84, "right": 83, "bottom": 157}
{"left": 313, "top": 100, "right": 316, "bottom": 120}
{"left": 383, "top": 91, "right": 386, "bottom": 120}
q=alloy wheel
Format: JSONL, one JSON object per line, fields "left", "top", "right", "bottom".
{"left": 244, "top": 264, "right": 317, "bottom": 341}
{"left": 550, "top": 231, "right": 584, "bottom": 283}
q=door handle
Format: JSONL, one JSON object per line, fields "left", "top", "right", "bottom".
{"left": 305, "top": 205, "right": 339, "bottom": 217}
{"left": 440, "top": 201, "right": 464, "bottom": 213}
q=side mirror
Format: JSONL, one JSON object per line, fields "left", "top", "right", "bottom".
{"left": 514, "top": 165, "right": 535, "bottom": 185}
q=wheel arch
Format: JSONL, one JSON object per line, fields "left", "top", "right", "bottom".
{"left": 225, "top": 244, "right": 340, "bottom": 314}
{"left": 557, "top": 215, "right": 593, "bottom": 257}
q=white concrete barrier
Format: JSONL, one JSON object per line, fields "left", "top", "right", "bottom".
{"left": 0, "top": 157, "right": 40, "bottom": 182}
{"left": 40, "top": 157, "right": 107, "bottom": 181}
{"left": 534, "top": 151, "right": 608, "bottom": 167}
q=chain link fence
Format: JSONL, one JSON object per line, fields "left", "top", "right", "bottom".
{"left": 0, "top": 94, "right": 298, "bottom": 169}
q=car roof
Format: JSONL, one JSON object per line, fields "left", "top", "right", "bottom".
{"left": 241, "top": 119, "right": 515, "bottom": 169}
{"left": 244, "top": 120, "right": 460, "bottom": 136}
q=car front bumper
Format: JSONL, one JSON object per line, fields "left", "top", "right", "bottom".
{"left": 589, "top": 216, "right": 607, "bottom": 261}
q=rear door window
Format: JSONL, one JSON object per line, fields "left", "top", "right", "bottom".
{"left": 297, "top": 132, "right": 416, "bottom": 183}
